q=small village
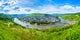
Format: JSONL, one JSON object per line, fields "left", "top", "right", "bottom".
{"left": 20, "top": 16, "right": 61, "bottom": 25}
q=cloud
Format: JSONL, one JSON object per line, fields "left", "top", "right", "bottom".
{"left": 2, "top": 5, "right": 80, "bottom": 14}
{"left": 0, "top": 2, "right": 3, "bottom": 6}
{"left": 0, "top": 0, "right": 39, "bottom": 14}
{"left": 33, "top": 5, "right": 77, "bottom": 14}
{"left": 37, "top": 5, "right": 59, "bottom": 13}
{"left": 59, "top": 5, "right": 80, "bottom": 13}
{"left": 0, "top": 0, "right": 80, "bottom": 14}
{"left": 34, "top": 5, "right": 80, "bottom": 14}
{"left": 60, "top": 5, "right": 75, "bottom": 10}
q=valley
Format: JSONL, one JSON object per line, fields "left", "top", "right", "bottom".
{"left": 0, "top": 13, "right": 79, "bottom": 40}
{"left": 13, "top": 15, "right": 76, "bottom": 30}
{"left": 0, "top": 0, "right": 79, "bottom": 40}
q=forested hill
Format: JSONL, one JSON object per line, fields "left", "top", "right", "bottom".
{"left": 0, "top": 13, "right": 12, "bottom": 21}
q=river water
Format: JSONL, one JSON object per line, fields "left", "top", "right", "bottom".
{"left": 13, "top": 17, "right": 76, "bottom": 30}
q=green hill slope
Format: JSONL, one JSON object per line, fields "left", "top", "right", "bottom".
{"left": 0, "top": 13, "right": 80, "bottom": 40}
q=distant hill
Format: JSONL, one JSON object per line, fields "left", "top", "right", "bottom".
{"left": 0, "top": 13, "right": 12, "bottom": 21}
{"left": 8, "top": 14, "right": 27, "bottom": 18}
{"left": 29, "top": 13, "right": 45, "bottom": 17}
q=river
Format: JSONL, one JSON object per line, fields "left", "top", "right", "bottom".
{"left": 13, "top": 17, "right": 76, "bottom": 30}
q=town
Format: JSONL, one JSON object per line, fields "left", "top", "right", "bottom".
{"left": 19, "top": 16, "right": 61, "bottom": 25}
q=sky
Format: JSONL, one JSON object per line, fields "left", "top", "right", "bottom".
{"left": 0, "top": 0, "right": 80, "bottom": 14}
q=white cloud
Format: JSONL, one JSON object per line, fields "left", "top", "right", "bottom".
{"left": 35, "top": 5, "right": 77, "bottom": 14}
{"left": 36, "top": 5, "right": 80, "bottom": 14}
{"left": 0, "top": 1, "right": 80, "bottom": 14}
{"left": 0, "top": 0, "right": 80, "bottom": 14}
{"left": 0, "top": 2, "right": 3, "bottom": 6}
{"left": 60, "top": 5, "right": 75, "bottom": 9}
{"left": 0, "top": 0, "right": 38, "bottom": 14}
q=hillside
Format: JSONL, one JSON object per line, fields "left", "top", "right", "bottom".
{"left": 0, "top": 13, "right": 80, "bottom": 40}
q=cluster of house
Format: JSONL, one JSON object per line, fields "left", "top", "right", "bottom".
{"left": 20, "top": 16, "right": 60, "bottom": 24}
